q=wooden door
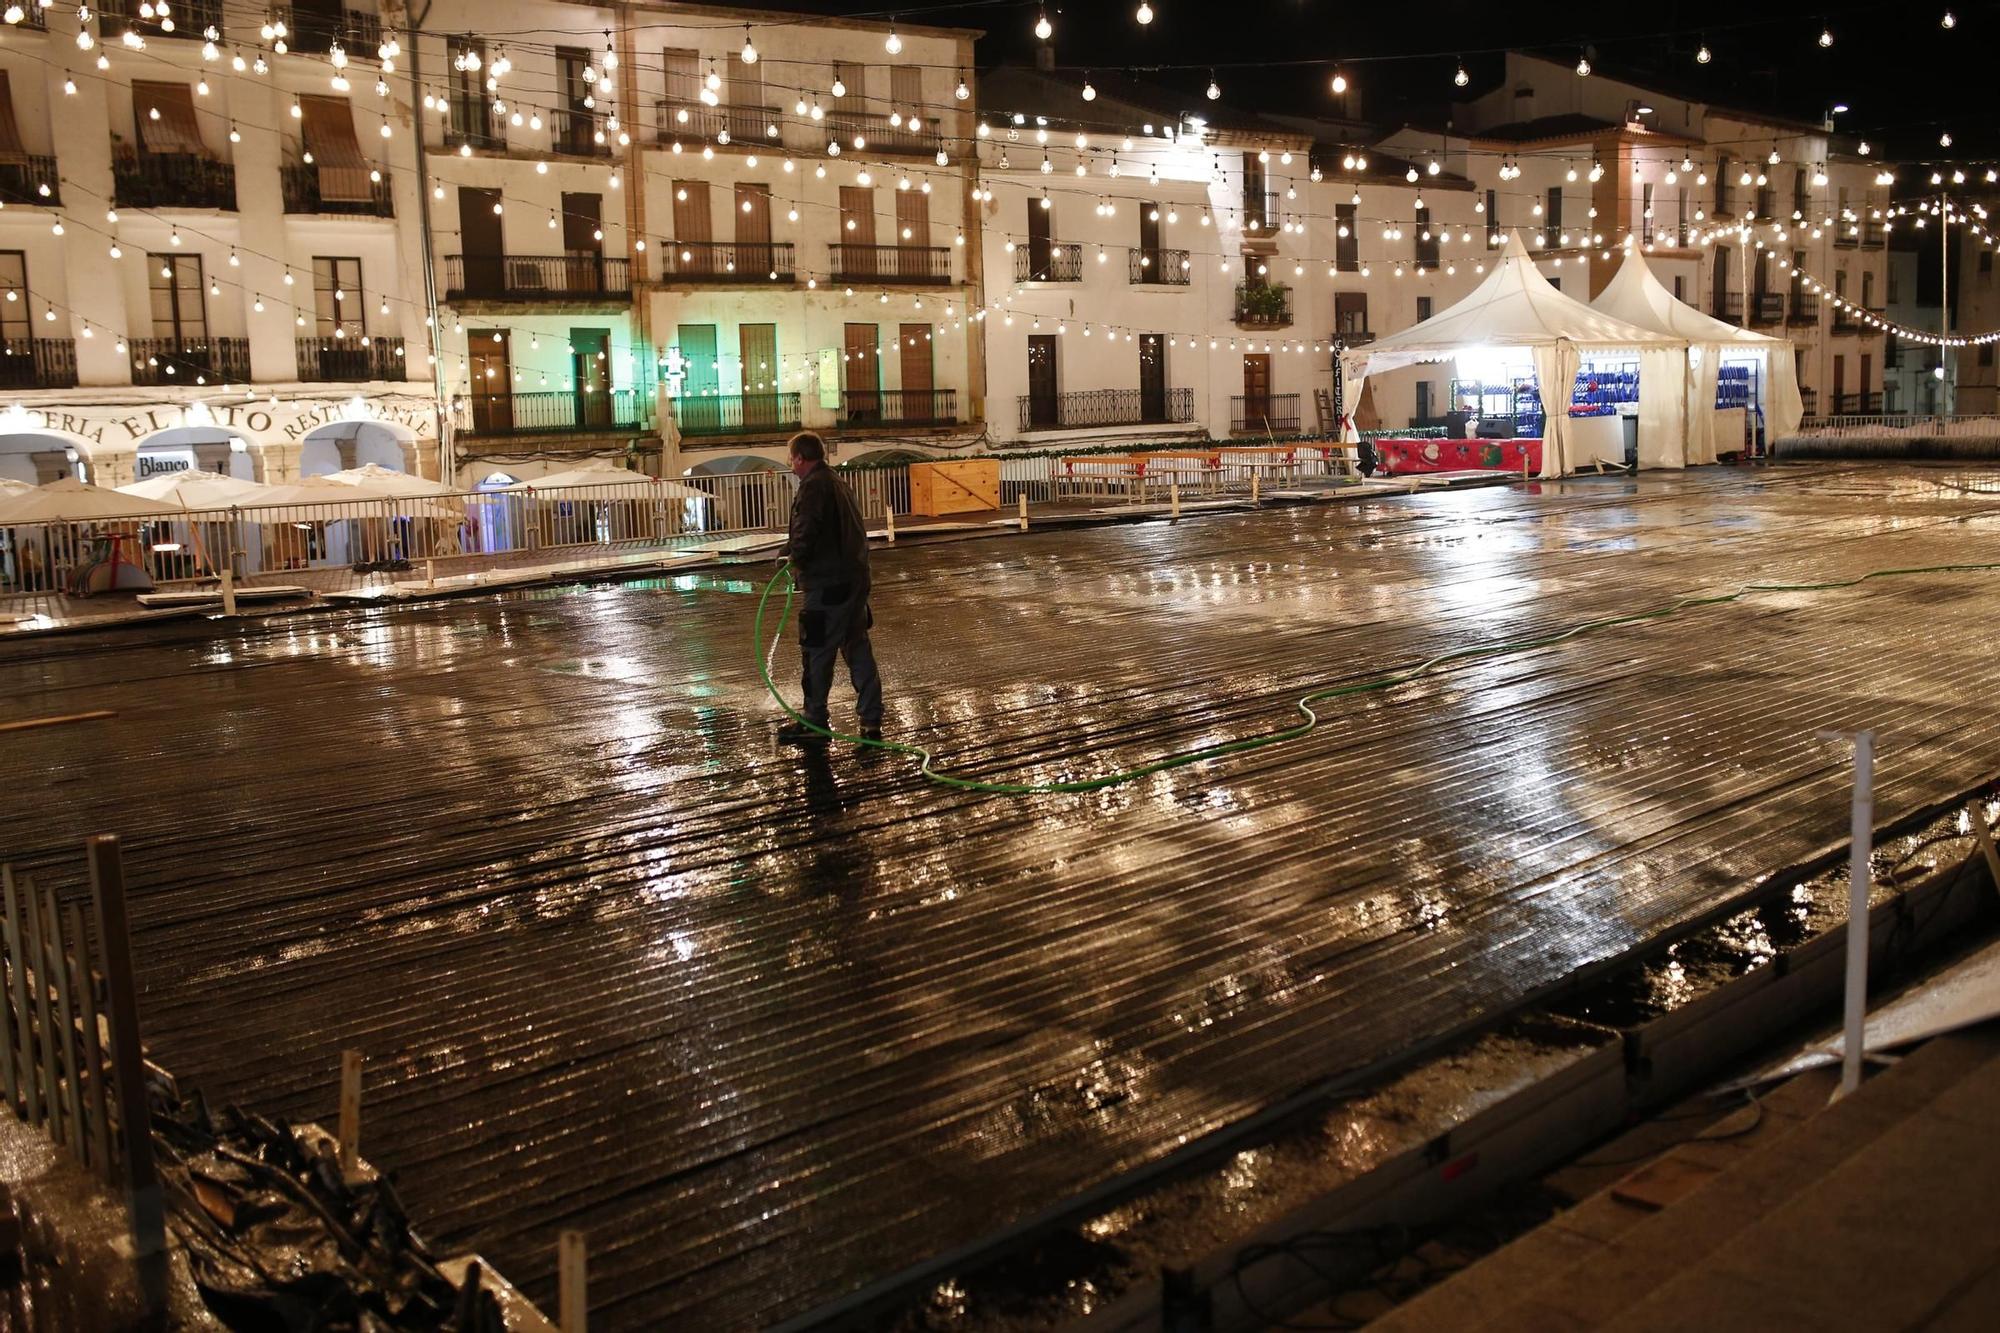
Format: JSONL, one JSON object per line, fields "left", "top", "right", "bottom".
{"left": 898, "top": 323, "right": 931, "bottom": 421}
{"left": 1139, "top": 334, "right": 1166, "bottom": 421}
{"left": 1832, "top": 354, "right": 1846, "bottom": 412}
{"left": 571, "top": 328, "right": 610, "bottom": 427}
{"left": 1711, "top": 246, "right": 1730, "bottom": 317}
{"left": 1027, "top": 334, "right": 1058, "bottom": 427}
{"left": 459, "top": 186, "right": 504, "bottom": 295}
{"left": 1243, "top": 354, "right": 1272, "bottom": 425}
{"left": 677, "top": 323, "right": 718, "bottom": 433}
{"left": 895, "top": 190, "right": 930, "bottom": 280}
{"left": 1860, "top": 353, "right": 1872, "bottom": 411}
{"left": 1138, "top": 200, "right": 1161, "bottom": 276}
{"left": 562, "top": 192, "right": 603, "bottom": 293}
{"left": 839, "top": 187, "right": 875, "bottom": 277}
{"left": 1026, "top": 197, "right": 1052, "bottom": 275}
{"left": 468, "top": 329, "right": 511, "bottom": 432}
{"left": 740, "top": 324, "right": 779, "bottom": 429}
{"left": 735, "top": 184, "right": 773, "bottom": 277}
{"left": 844, "top": 323, "right": 879, "bottom": 422}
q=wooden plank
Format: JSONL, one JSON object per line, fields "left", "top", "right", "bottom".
{"left": 45, "top": 887, "right": 85, "bottom": 1164}
{"left": 1, "top": 867, "right": 32, "bottom": 1124}
{"left": 69, "top": 902, "right": 112, "bottom": 1182}
{"left": 908, "top": 460, "right": 1000, "bottom": 517}
{"left": 0, "top": 866, "right": 19, "bottom": 1114}
{"left": 558, "top": 1230, "right": 587, "bottom": 1333}
{"left": 21, "top": 876, "right": 56, "bottom": 1137}
{"left": 85, "top": 835, "right": 165, "bottom": 1305}
{"left": 337, "top": 1049, "right": 363, "bottom": 1179}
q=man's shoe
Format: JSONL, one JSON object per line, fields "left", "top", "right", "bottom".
{"left": 857, "top": 724, "right": 884, "bottom": 744}
{"left": 777, "top": 721, "right": 828, "bottom": 744}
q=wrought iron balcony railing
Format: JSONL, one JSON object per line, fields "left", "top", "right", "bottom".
{"left": 660, "top": 240, "right": 796, "bottom": 283}
{"left": 1713, "top": 292, "right": 1744, "bottom": 324}
{"left": 1231, "top": 393, "right": 1302, "bottom": 433}
{"left": 1017, "top": 387, "right": 1195, "bottom": 432}
{"left": 1014, "top": 246, "right": 1081, "bottom": 282}
{"left": 0, "top": 339, "right": 78, "bottom": 390}
{"left": 98, "top": 0, "right": 221, "bottom": 39}
{"left": 674, "top": 393, "right": 802, "bottom": 437}
{"left": 279, "top": 5, "right": 381, "bottom": 54}
{"left": 444, "top": 254, "right": 633, "bottom": 301}
{"left": 113, "top": 155, "right": 236, "bottom": 210}
{"left": 656, "top": 101, "right": 779, "bottom": 146}
{"left": 828, "top": 243, "right": 951, "bottom": 285}
{"left": 825, "top": 110, "right": 939, "bottom": 156}
{"left": 552, "top": 110, "right": 613, "bottom": 157}
{"left": 443, "top": 112, "right": 504, "bottom": 153}
{"left": 1129, "top": 248, "right": 1191, "bottom": 285}
{"left": 461, "top": 389, "right": 652, "bottom": 437}
{"left": 295, "top": 336, "right": 406, "bottom": 382}
{"left": 0, "top": 157, "right": 60, "bottom": 207}
{"left": 1750, "top": 293, "right": 1785, "bottom": 325}
{"left": 129, "top": 337, "right": 249, "bottom": 387}
{"left": 1788, "top": 294, "right": 1820, "bottom": 325}
{"left": 838, "top": 388, "right": 957, "bottom": 426}
{"left": 280, "top": 163, "right": 393, "bottom": 216}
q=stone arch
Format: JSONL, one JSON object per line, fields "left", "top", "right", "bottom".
{"left": 686, "top": 455, "right": 784, "bottom": 476}
{"left": 128, "top": 425, "right": 259, "bottom": 484}
{"left": 844, "top": 448, "right": 930, "bottom": 468}
{"left": 298, "top": 419, "right": 421, "bottom": 477}
{"left": 0, "top": 426, "right": 98, "bottom": 485}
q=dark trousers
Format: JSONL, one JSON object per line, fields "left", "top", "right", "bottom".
{"left": 799, "top": 579, "right": 883, "bottom": 728}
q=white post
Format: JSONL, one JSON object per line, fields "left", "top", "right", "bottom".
{"left": 425, "top": 558, "right": 435, "bottom": 588}
{"left": 336, "top": 1050, "right": 362, "bottom": 1179}
{"left": 218, "top": 565, "right": 237, "bottom": 617}
{"left": 1251, "top": 473, "right": 1261, "bottom": 505}
{"left": 1170, "top": 478, "right": 1181, "bottom": 520}
{"left": 558, "top": 1230, "right": 587, "bottom": 1333}
{"left": 1018, "top": 492, "right": 1028, "bottom": 532}
{"left": 1840, "top": 730, "right": 1875, "bottom": 1099}
{"left": 885, "top": 506, "right": 896, "bottom": 544}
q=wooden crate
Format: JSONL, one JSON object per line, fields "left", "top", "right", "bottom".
{"left": 908, "top": 459, "right": 1001, "bottom": 516}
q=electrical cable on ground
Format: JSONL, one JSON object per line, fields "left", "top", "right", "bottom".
{"left": 755, "top": 555, "right": 2000, "bottom": 796}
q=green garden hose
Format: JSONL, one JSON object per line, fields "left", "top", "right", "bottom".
{"left": 756, "top": 558, "right": 2000, "bottom": 796}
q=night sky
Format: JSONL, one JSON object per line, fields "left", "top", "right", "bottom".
{"left": 755, "top": 0, "right": 1996, "bottom": 168}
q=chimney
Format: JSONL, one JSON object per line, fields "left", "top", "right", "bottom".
{"left": 1036, "top": 43, "right": 1055, "bottom": 73}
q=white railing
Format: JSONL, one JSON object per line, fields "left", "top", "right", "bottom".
{"left": 1796, "top": 414, "right": 2000, "bottom": 437}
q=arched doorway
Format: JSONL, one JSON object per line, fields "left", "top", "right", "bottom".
{"left": 685, "top": 456, "right": 786, "bottom": 532}
{"left": 298, "top": 419, "right": 420, "bottom": 477}
{"left": 129, "top": 425, "right": 257, "bottom": 484}
{"left": 0, "top": 428, "right": 94, "bottom": 485}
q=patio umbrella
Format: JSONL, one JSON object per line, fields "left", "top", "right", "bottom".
{"left": 0, "top": 477, "right": 185, "bottom": 523}
{"left": 0, "top": 478, "right": 32, "bottom": 498}
{"left": 118, "top": 469, "right": 273, "bottom": 509}
{"left": 324, "top": 463, "right": 463, "bottom": 499}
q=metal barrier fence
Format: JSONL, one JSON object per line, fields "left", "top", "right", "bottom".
{"left": 1796, "top": 414, "right": 2000, "bottom": 437}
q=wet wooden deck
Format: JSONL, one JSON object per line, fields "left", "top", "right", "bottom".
{"left": 7, "top": 464, "right": 2000, "bottom": 1329}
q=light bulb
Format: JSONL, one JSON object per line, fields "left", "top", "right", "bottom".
{"left": 1942, "top": 9, "right": 1955, "bottom": 28}
{"left": 1576, "top": 56, "right": 1591, "bottom": 77}
{"left": 1696, "top": 43, "right": 1712, "bottom": 64}
{"left": 885, "top": 27, "right": 901, "bottom": 55}
{"left": 831, "top": 70, "right": 846, "bottom": 99}
{"left": 955, "top": 76, "right": 969, "bottom": 101}
{"left": 1137, "top": 1, "right": 1153, "bottom": 21}
{"left": 1454, "top": 63, "right": 1469, "bottom": 88}
{"left": 741, "top": 26, "right": 756, "bottom": 64}
{"left": 1206, "top": 76, "right": 1221, "bottom": 100}
{"left": 1818, "top": 27, "right": 1833, "bottom": 47}
{"left": 1082, "top": 77, "right": 1096, "bottom": 101}
{"left": 1330, "top": 71, "right": 1348, "bottom": 95}
{"left": 1035, "top": 10, "right": 1052, "bottom": 40}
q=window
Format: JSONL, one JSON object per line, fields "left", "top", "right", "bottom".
{"left": 662, "top": 48, "right": 699, "bottom": 115}
{"left": 1982, "top": 249, "right": 1993, "bottom": 277}
{"left": 1546, "top": 187, "right": 1563, "bottom": 234}
{"left": 148, "top": 253, "right": 206, "bottom": 342}
{"left": 1673, "top": 276, "right": 1685, "bottom": 301}
{"left": 0, "top": 251, "right": 26, "bottom": 348}
{"left": 1243, "top": 152, "right": 1268, "bottom": 231}
{"left": 1485, "top": 189, "right": 1498, "bottom": 236}
{"left": 1641, "top": 184, "right": 1654, "bottom": 243}
{"left": 1414, "top": 220, "right": 1438, "bottom": 269}
{"left": 890, "top": 66, "right": 922, "bottom": 126}
{"left": 313, "top": 257, "right": 362, "bottom": 337}
{"left": 1862, "top": 271, "right": 1874, "bottom": 308}
{"left": 1416, "top": 296, "right": 1433, "bottom": 321}
{"left": 448, "top": 38, "right": 489, "bottom": 145}
{"left": 1715, "top": 154, "right": 1731, "bottom": 215}
{"left": 1335, "top": 203, "right": 1358, "bottom": 271}
{"left": 1980, "top": 345, "right": 1994, "bottom": 368}
{"left": 1335, "top": 291, "right": 1368, "bottom": 338}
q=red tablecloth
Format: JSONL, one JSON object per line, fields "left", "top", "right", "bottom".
{"left": 1373, "top": 436, "right": 1542, "bottom": 475}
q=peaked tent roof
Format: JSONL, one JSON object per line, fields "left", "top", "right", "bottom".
{"left": 1590, "top": 249, "right": 1787, "bottom": 347}
{"left": 1354, "top": 235, "right": 1682, "bottom": 373}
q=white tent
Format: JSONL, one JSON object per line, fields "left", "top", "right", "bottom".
{"left": 118, "top": 468, "right": 273, "bottom": 509}
{"left": 0, "top": 477, "right": 185, "bottom": 523}
{"left": 1345, "top": 235, "right": 1688, "bottom": 477}
{"left": 1590, "top": 249, "right": 1805, "bottom": 464}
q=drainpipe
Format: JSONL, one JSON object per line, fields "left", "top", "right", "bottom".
{"left": 614, "top": 7, "right": 666, "bottom": 476}
{"left": 398, "top": 1, "right": 453, "bottom": 482}
{"left": 959, "top": 33, "right": 986, "bottom": 431}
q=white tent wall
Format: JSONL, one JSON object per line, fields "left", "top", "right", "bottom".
{"left": 1533, "top": 341, "right": 1581, "bottom": 480}
{"left": 1766, "top": 349, "right": 1806, "bottom": 441}
{"left": 1687, "top": 347, "right": 1723, "bottom": 466}
{"left": 1637, "top": 347, "right": 1688, "bottom": 470}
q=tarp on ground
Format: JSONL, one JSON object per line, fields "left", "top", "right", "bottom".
{"left": 1343, "top": 235, "right": 1686, "bottom": 477}
{"left": 1590, "top": 248, "right": 1805, "bottom": 463}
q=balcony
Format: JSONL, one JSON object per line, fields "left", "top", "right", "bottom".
{"left": 281, "top": 6, "right": 383, "bottom": 56}
{"left": 1241, "top": 190, "right": 1279, "bottom": 238}
{"left": 1334, "top": 326, "right": 1376, "bottom": 347}
{"left": 674, "top": 393, "right": 801, "bottom": 438}
{"left": 1234, "top": 283, "right": 1293, "bottom": 328}
{"left": 1835, "top": 227, "right": 1859, "bottom": 250}
{"left": 1788, "top": 294, "right": 1820, "bottom": 326}
{"left": 0, "top": 339, "right": 78, "bottom": 390}
{"left": 1712, "top": 292, "right": 1744, "bottom": 324}
{"left": 0, "top": 158, "right": 60, "bottom": 207}
{"left": 1832, "top": 307, "right": 1862, "bottom": 335}
{"left": 1834, "top": 392, "right": 1884, "bottom": 415}
{"left": 443, "top": 110, "right": 504, "bottom": 153}
{"left": 839, "top": 388, "right": 958, "bottom": 427}
{"left": 656, "top": 101, "right": 779, "bottom": 147}
{"left": 98, "top": 0, "right": 221, "bottom": 38}
{"left": 1017, "top": 387, "right": 1195, "bottom": 432}
{"left": 113, "top": 155, "right": 236, "bottom": 210}
{"left": 1014, "top": 246, "right": 1081, "bottom": 283}
{"left": 1750, "top": 292, "right": 1785, "bottom": 325}
{"left": 295, "top": 336, "right": 406, "bottom": 382}
{"left": 1129, "top": 248, "right": 1191, "bottom": 285}
{"left": 1865, "top": 222, "right": 1887, "bottom": 247}
{"left": 281, "top": 164, "right": 392, "bottom": 217}
{"left": 660, "top": 240, "right": 796, "bottom": 284}
{"left": 1798, "top": 387, "right": 1819, "bottom": 418}
{"left": 825, "top": 110, "right": 939, "bottom": 157}
{"left": 1231, "top": 394, "right": 1301, "bottom": 434}
{"left": 129, "top": 338, "right": 250, "bottom": 387}
{"left": 461, "top": 389, "right": 653, "bottom": 438}
{"left": 552, "top": 110, "right": 613, "bottom": 158}
{"left": 829, "top": 243, "right": 951, "bottom": 286}
{"left": 443, "top": 254, "right": 632, "bottom": 303}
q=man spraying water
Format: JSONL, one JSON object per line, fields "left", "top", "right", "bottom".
{"left": 776, "top": 431, "right": 885, "bottom": 744}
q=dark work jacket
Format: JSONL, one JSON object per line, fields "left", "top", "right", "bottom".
{"left": 784, "top": 462, "right": 871, "bottom": 594}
